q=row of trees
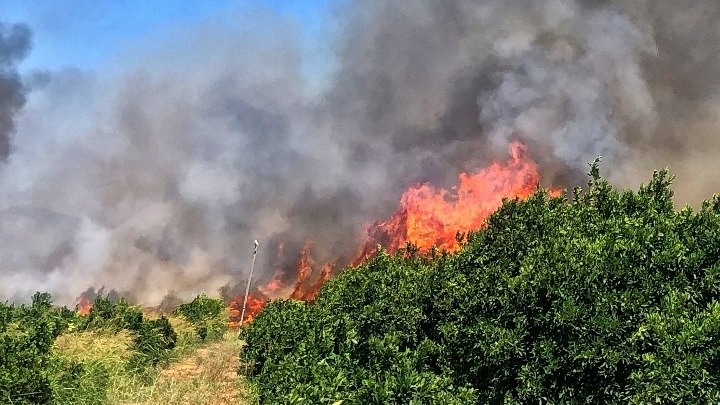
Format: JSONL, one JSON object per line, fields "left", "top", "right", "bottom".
{"left": 240, "top": 165, "right": 720, "bottom": 403}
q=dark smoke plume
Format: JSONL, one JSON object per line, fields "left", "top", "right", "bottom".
{"left": 0, "top": 21, "right": 31, "bottom": 160}
{"left": 1, "top": 2, "right": 720, "bottom": 305}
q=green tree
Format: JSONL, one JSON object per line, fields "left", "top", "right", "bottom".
{"left": 241, "top": 165, "right": 720, "bottom": 403}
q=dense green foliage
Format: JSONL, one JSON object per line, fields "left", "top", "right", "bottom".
{"left": 82, "top": 295, "right": 144, "bottom": 332}
{"left": 240, "top": 166, "right": 720, "bottom": 404}
{"left": 173, "top": 294, "right": 227, "bottom": 341}
{"left": 128, "top": 316, "right": 178, "bottom": 369}
{"left": 0, "top": 293, "right": 81, "bottom": 404}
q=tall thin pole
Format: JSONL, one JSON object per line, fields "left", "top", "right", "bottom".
{"left": 240, "top": 239, "right": 259, "bottom": 327}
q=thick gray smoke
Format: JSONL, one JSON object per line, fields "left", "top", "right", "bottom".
{"left": 327, "top": 0, "right": 720, "bottom": 196}
{"left": 1, "top": 1, "right": 719, "bottom": 305}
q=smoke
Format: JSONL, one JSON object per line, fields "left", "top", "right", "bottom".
{"left": 327, "top": 0, "right": 720, "bottom": 199}
{"left": 0, "top": 21, "right": 31, "bottom": 160}
{"left": 1, "top": 1, "right": 719, "bottom": 305}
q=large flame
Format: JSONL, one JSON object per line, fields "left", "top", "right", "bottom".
{"left": 258, "top": 243, "right": 287, "bottom": 298}
{"left": 230, "top": 141, "right": 556, "bottom": 325}
{"left": 354, "top": 141, "right": 554, "bottom": 260}
{"left": 73, "top": 142, "right": 553, "bottom": 326}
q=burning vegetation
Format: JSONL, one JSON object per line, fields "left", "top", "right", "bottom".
{"left": 227, "top": 291, "right": 267, "bottom": 327}
{"left": 7, "top": 0, "right": 720, "bottom": 331}
{"left": 354, "top": 141, "right": 559, "bottom": 260}
{"left": 75, "top": 141, "right": 555, "bottom": 325}
{"left": 213, "top": 141, "right": 557, "bottom": 325}
{"left": 75, "top": 295, "right": 92, "bottom": 316}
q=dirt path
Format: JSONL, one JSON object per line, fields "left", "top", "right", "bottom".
{"left": 121, "top": 336, "right": 254, "bottom": 405}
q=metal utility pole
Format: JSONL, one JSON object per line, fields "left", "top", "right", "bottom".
{"left": 240, "top": 239, "right": 259, "bottom": 327}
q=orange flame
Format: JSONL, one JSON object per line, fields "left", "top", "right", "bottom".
{"left": 289, "top": 242, "right": 334, "bottom": 301}
{"left": 290, "top": 242, "right": 313, "bottom": 299}
{"left": 258, "top": 271, "right": 285, "bottom": 297}
{"left": 257, "top": 242, "right": 290, "bottom": 298}
{"left": 227, "top": 290, "right": 268, "bottom": 328}
{"left": 230, "top": 141, "right": 558, "bottom": 324}
{"left": 75, "top": 294, "right": 93, "bottom": 316}
{"left": 354, "top": 141, "right": 557, "bottom": 261}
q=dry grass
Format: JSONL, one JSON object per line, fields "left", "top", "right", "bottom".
{"left": 51, "top": 328, "right": 138, "bottom": 405}
{"left": 53, "top": 329, "right": 134, "bottom": 367}
{"left": 114, "top": 332, "right": 255, "bottom": 405}
{"left": 53, "top": 327, "right": 256, "bottom": 405}
{"left": 166, "top": 314, "right": 207, "bottom": 360}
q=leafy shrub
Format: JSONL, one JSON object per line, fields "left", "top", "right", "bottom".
{"left": 173, "top": 294, "right": 227, "bottom": 341}
{"left": 129, "top": 316, "right": 178, "bottom": 369}
{"left": 82, "top": 295, "right": 143, "bottom": 332}
{"left": 241, "top": 249, "right": 477, "bottom": 403}
{"left": 174, "top": 294, "right": 225, "bottom": 323}
{"left": 241, "top": 165, "right": 720, "bottom": 403}
{"left": 0, "top": 320, "right": 54, "bottom": 404}
{"left": 82, "top": 295, "right": 178, "bottom": 369}
{"left": 0, "top": 294, "right": 80, "bottom": 404}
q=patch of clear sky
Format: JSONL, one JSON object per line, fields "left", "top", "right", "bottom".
{"left": 0, "top": 0, "right": 334, "bottom": 74}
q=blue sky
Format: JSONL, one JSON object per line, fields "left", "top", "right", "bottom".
{"left": 0, "top": 0, "right": 333, "bottom": 72}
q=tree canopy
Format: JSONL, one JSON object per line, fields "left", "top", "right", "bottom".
{"left": 241, "top": 164, "right": 720, "bottom": 404}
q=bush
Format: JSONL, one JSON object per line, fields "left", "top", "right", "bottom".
{"left": 0, "top": 322, "right": 54, "bottom": 404}
{"left": 0, "top": 294, "right": 79, "bottom": 404}
{"left": 173, "top": 294, "right": 227, "bottom": 341}
{"left": 82, "top": 295, "right": 178, "bottom": 369}
{"left": 82, "top": 295, "right": 143, "bottom": 332}
{"left": 241, "top": 165, "right": 720, "bottom": 403}
{"left": 241, "top": 249, "right": 477, "bottom": 403}
{"left": 129, "top": 316, "right": 178, "bottom": 369}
